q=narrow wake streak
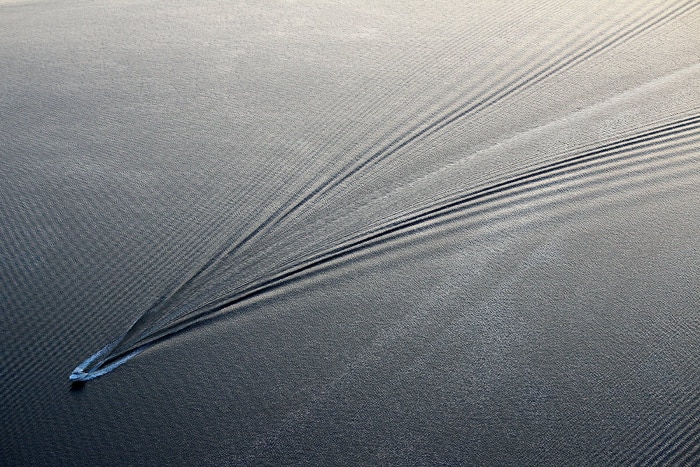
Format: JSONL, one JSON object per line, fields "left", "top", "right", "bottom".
{"left": 69, "top": 114, "right": 700, "bottom": 381}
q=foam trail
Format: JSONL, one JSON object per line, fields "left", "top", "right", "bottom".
{"left": 69, "top": 338, "right": 143, "bottom": 382}
{"left": 69, "top": 339, "right": 119, "bottom": 381}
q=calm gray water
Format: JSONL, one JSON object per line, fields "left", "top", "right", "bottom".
{"left": 1, "top": 0, "right": 699, "bottom": 465}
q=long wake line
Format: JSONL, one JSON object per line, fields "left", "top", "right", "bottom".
{"left": 94, "top": 0, "right": 697, "bottom": 361}
{"left": 69, "top": 114, "right": 699, "bottom": 382}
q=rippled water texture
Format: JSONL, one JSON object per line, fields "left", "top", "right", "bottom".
{"left": 1, "top": 0, "right": 699, "bottom": 464}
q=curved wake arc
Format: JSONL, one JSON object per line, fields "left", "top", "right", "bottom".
{"left": 69, "top": 113, "right": 700, "bottom": 381}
